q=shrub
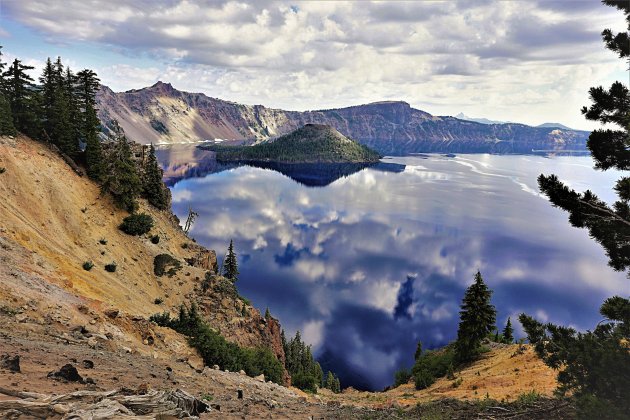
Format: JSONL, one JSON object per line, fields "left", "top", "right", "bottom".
{"left": 154, "top": 297, "right": 164, "bottom": 305}
{"left": 150, "top": 235, "right": 160, "bottom": 244}
{"left": 292, "top": 372, "right": 318, "bottom": 393}
{"left": 516, "top": 390, "right": 542, "bottom": 404}
{"left": 99, "top": 238, "right": 107, "bottom": 245}
{"left": 412, "top": 347, "right": 455, "bottom": 390}
{"left": 149, "top": 311, "right": 171, "bottom": 325}
{"left": 393, "top": 368, "right": 412, "bottom": 387}
{"left": 119, "top": 213, "right": 154, "bottom": 236}
{"left": 154, "top": 254, "right": 182, "bottom": 277}
{"left": 0, "top": 167, "right": 5, "bottom": 174}
{"left": 104, "top": 262, "right": 117, "bottom": 272}
{"left": 414, "top": 368, "right": 435, "bottom": 390}
{"left": 82, "top": 261, "right": 94, "bottom": 271}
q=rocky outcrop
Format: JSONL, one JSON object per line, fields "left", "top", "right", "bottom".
{"left": 97, "top": 82, "right": 590, "bottom": 154}
{"left": 185, "top": 244, "right": 218, "bottom": 273}
{"left": 197, "top": 275, "right": 288, "bottom": 382}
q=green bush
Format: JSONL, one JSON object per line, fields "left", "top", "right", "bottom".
{"left": 119, "top": 213, "right": 153, "bottom": 236}
{"left": 99, "top": 238, "right": 107, "bottom": 245}
{"left": 104, "top": 262, "right": 117, "bottom": 272}
{"left": 150, "top": 235, "right": 160, "bottom": 244}
{"left": 292, "top": 372, "right": 318, "bottom": 393}
{"left": 154, "top": 254, "right": 182, "bottom": 277}
{"left": 154, "top": 297, "right": 164, "bottom": 305}
{"left": 82, "top": 261, "right": 94, "bottom": 271}
{"left": 412, "top": 347, "right": 455, "bottom": 390}
{"left": 151, "top": 304, "right": 285, "bottom": 385}
{"left": 393, "top": 368, "right": 412, "bottom": 387}
{"left": 0, "top": 167, "right": 5, "bottom": 174}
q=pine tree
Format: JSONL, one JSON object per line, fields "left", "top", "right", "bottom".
{"left": 315, "top": 362, "right": 324, "bottom": 388}
{"left": 454, "top": 271, "right": 496, "bottom": 363}
{"left": 0, "top": 92, "right": 15, "bottom": 136}
{"left": 39, "top": 58, "right": 56, "bottom": 136}
{"left": 0, "top": 46, "right": 6, "bottom": 91}
{"left": 4, "top": 58, "right": 38, "bottom": 135}
{"left": 325, "top": 371, "right": 334, "bottom": 390}
{"left": 0, "top": 48, "right": 14, "bottom": 136}
{"left": 142, "top": 144, "right": 168, "bottom": 209}
{"left": 502, "top": 318, "right": 514, "bottom": 343}
{"left": 521, "top": 2, "right": 630, "bottom": 416}
{"left": 76, "top": 68, "right": 104, "bottom": 181}
{"left": 223, "top": 239, "right": 239, "bottom": 282}
{"left": 101, "top": 123, "right": 141, "bottom": 212}
{"left": 414, "top": 341, "right": 423, "bottom": 360}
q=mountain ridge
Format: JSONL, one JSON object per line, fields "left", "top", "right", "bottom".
{"left": 96, "top": 82, "right": 590, "bottom": 154}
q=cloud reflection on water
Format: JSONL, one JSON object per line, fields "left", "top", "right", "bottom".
{"left": 163, "top": 151, "right": 626, "bottom": 390}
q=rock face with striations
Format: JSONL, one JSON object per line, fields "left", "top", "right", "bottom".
{"left": 97, "top": 82, "right": 590, "bottom": 154}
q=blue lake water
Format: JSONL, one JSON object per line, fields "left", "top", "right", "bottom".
{"left": 157, "top": 146, "right": 627, "bottom": 391}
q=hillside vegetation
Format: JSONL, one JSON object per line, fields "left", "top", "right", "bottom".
{"left": 204, "top": 124, "right": 381, "bottom": 163}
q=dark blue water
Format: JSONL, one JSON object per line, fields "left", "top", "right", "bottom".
{"left": 158, "top": 146, "right": 627, "bottom": 391}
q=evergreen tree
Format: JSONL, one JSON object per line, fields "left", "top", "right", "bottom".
{"left": 502, "top": 318, "right": 514, "bottom": 343}
{"left": 76, "top": 69, "right": 104, "bottom": 181}
{"left": 414, "top": 341, "right": 423, "bottom": 360}
{"left": 4, "top": 58, "right": 38, "bottom": 135}
{"left": 315, "top": 362, "right": 324, "bottom": 388}
{"left": 333, "top": 377, "right": 341, "bottom": 393}
{"left": 39, "top": 58, "right": 56, "bottom": 136}
{"left": 223, "top": 239, "right": 239, "bottom": 282}
{"left": 0, "top": 93, "right": 15, "bottom": 136}
{"left": 325, "top": 371, "right": 334, "bottom": 389}
{"left": 454, "top": 271, "right": 496, "bottom": 363}
{"left": 0, "top": 46, "right": 6, "bottom": 91}
{"left": 521, "top": 2, "right": 630, "bottom": 416}
{"left": 0, "top": 47, "right": 15, "bottom": 135}
{"left": 142, "top": 144, "right": 168, "bottom": 209}
{"left": 63, "top": 66, "right": 80, "bottom": 152}
{"left": 101, "top": 123, "right": 141, "bottom": 212}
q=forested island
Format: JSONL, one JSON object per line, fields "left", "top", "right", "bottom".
{"left": 201, "top": 124, "right": 382, "bottom": 164}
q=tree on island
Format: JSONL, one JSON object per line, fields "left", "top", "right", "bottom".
{"left": 502, "top": 317, "right": 513, "bottom": 344}
{"left": 142, "top": 144, "right": 169, "bottom": 210}
{"left": 223, "top": 239, "right": 239, "bottom": 282}
{"left": 454, "top": 271, "right": 496, "bottom": 363}
{"left": 520, "top": 1, "right": 630, "bottom": 417}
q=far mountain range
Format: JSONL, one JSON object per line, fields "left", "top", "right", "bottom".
{"left": 96, "top": 81, "right": 589, "bottom": 155}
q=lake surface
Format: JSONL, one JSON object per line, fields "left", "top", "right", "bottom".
{"left": 157, "top": 146, "right": 627, "bottom": 391}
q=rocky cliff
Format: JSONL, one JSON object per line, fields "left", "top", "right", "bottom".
{"left": 97, "top": 82, "right": 589, "bottom": 154}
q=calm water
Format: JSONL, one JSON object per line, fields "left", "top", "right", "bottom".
{"left": 157, "top": 146, "right": 627, "bottom": 390}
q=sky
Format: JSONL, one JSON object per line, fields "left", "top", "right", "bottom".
{"left": 0, "top": 0, "right": 627, "bottom": 130}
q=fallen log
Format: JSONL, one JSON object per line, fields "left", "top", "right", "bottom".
{"left": 0, "top": 388, "right": 210, "bottom": 419}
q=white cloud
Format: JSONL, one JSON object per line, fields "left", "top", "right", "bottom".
{"left": 4, "top": 0, "right": 626, "bottom": 128}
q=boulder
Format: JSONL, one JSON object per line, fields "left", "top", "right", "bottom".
{"left": 104, "top": 309, "right": 119, "bottom": 319}
{"left": 0, "top": 354, "right": 20, "bottom": 373}
{"left": 48, "top": 364, "right": 83, "bottom": 383}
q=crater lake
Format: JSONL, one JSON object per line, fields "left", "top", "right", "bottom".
{"left": 157, "top": 146, "right": 626, "bottom": 391}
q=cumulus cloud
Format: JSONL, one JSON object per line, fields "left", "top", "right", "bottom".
{"left": 3, "top": 0, "right": 626, "bottom": 128}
